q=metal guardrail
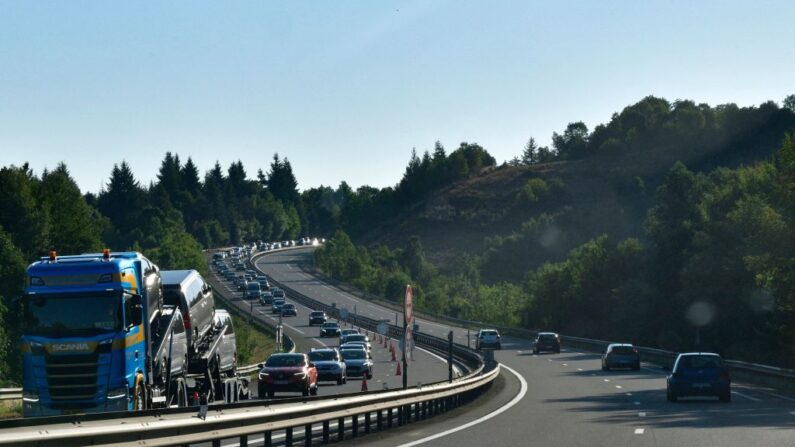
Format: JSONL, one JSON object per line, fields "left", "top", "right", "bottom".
{"left": 0, "top": 389, "right": 21, "bottom": 401}
{"left": 0, "top": 364, "right": 498, "bottom": 446}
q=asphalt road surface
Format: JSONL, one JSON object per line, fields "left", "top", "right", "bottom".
{"left": 208, "top": 263, "right": 450, "bottom": 399}
{"left": 258, "top": 247, "right": 795, "bottom": 447}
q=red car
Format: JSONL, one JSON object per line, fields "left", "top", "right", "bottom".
{"left": 258, "top": 353, "right": 318, "bottom": 398}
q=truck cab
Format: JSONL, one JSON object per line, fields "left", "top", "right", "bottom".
{"left": 20, "top": 250, "right": 174, "bottom": 416}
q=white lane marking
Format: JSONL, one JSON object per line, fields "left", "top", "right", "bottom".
{"left": 603, "top": 379, "right": 610, "bottom": 382}
{"left": 634, "top": 428, "right": 645, "bottom": 435}
{"left": 634, "top": 401, "right": 641, "bottom": 405}
{"left": 752, "top": 389, "right": 795, "bottom": 403}
{"left": 548, "top": 359, "right": 552, "bottom": 362}
{"left": 625, "top": 392, "right": 633, "bottom": 396}
{"left": 562, "top": 363, "right": 568, "bottom": 366}
{"left": 395, "top": 364, "right": 528, "bottom": 447}
{"left": 639, "top": 412, "right": 646, "bottom": 417}
{"left": 577, "top": 368, "right": 583, "bottom": 371}
{"left": 615, "top": 385, "right": 622, "bottom": 389}
{"left": 733, "top": 390, "right": 761, "bottom": 402}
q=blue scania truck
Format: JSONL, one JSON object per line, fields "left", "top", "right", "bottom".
{"left": 20, "top": 250, "right": 246, "bottom": 417}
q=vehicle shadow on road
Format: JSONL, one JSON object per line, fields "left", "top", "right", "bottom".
{"left": 545, "top": 389, "right": 795, "bottom": 429}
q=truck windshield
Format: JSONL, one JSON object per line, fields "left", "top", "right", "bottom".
{"left": 23, "top": 292, "right": 123, "bottom": 336}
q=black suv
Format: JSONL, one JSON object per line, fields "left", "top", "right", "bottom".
{"left": 309, "top": 311, "right": 327, "bottom": 326}
{"left": 533, "top": 332, "right": 561, "bottom": 354}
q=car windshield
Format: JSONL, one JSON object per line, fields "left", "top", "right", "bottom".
{"left": 311, "top": 312, "right": 324, "bottom": 316}
{"left": 265, "top": 355, "right": 305, "bottom": 367}
{"left": 342, "top": 350, "right": 366, "bottom": 360}
{"left": 481, "top": 331, "right": 498, "bottom": 336}
{"left": 539, "top": 335, "right": 556, "bottom": 341}
{"left": 322, "top": 323, "right": 338, "bottom": 329}
{"left": 247, "top": 283, "right": 260, "bottom": 291}
{"left": 347, "top": 335, "right": 366, "bottom": 342}
{"left": 309, "top": 351, "right": 338, "bottom": 361}
{"left": 23, "top": 292, "right": 123, "bottom": 336}
{"left": 283, "top": 304, "right": 294, "bottom": 309}
{"left": 677, "top": 355, "right": 723, "bottom": 370}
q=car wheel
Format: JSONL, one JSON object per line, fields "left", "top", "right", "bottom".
{"left": 267, "top": 390, "right": 275, "bottom": 398}
{"left": 310, "top": 385, "right": 318, "bottom": 396}
{"left": 302, "top": 387, "right": 309, "bottom": 397}
{"left": 554, "top": 348, "right": 560, "bottom": 354}
{"left": 602, "top": 364, "right": 608, "bottom": 371}
{"left": 337, "top": 377, "right": 344, "bottom": 385}
{"left": 367, "top": 372, "right": 373, "bottom": 380}
{"left": 720, "top": 391, "right": 731, "bottom": 403}
{"left": 343, "top": 377, "right": 347, "bottom": 384}
{"left": 633, "top": 363, "right": 640, "bottom": 371}
{"left": 667, "top": 388, "right": 677, "bottom": 402}
{"left": 497, "top": 343, "right": 502, "bottom": 350}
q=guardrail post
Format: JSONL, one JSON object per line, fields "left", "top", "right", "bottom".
{"left": 213, "top": 440, "right": 221, "bottom": 447}
{"left": 322, "top": 420, "right": 330, "bottom": 444}
{"left": 240, "top": 434, "right": 248, "bottom": 447}
{"left": 364, "top": 412, "right": 371, "bottom": 433}
{"left": 265, "top": 431, "right": 272, "bottom": 447}
{"left": 337, "top": 417, "right": 345, "bottom": 440}
{"left": 388, "top": 408, "right": 393, "bottom": 428}
{"left": 414, "top": 403, "right": 420, "bottom": 422}
{"left": 352, "top": 413, "right": 359, "bottom": 437}
{"left": 377, "top": 409, "right": 384, "bottom": 430}
{"left": 397, "top": 406, "right": 403, "bottom": 426}
{"left": 305, "top": 423, "right": 312, "bottom": 447}
{"left": 286, "top": 427, "right": 293, "bottom": 447}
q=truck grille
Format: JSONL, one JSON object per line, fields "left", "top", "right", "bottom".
{"left": 45, "top": 353, "right": 98, "bottom": 401}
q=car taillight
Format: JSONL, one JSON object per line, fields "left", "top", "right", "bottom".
{"left": 183, "top": 310, "right": 191, "bottom": 330}
{"left": 633, "top": 348, "right": 638, "bottom": 354}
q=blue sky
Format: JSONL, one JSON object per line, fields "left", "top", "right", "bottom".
{"left": 1, "top": 1, "right": 793, "bottom": 193}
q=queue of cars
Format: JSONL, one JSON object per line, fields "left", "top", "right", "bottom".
{"left": 256, "top": 323, "right": 375, "bottom": 398}
{"left": 477, "top": 328, "right": 732, "bottom": 403}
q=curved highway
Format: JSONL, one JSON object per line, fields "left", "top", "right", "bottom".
{"left": 259, "top": 247, "right": 795, "bottom": 447}
{"left": 208, "top": 258, "right": 451, "bottom": 398}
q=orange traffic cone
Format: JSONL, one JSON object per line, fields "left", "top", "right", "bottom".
{"left": 361, "top": 376, "right": 368, "bottom": 392}
{"left": 391, "top": 348, "right": 396, "bottom": 361}
{"left": 395, "top": 362, "right": 402, "bottom": 376}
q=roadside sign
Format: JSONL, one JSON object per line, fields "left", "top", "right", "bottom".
{"left": 404, "top": 285, "right": 413, "bottom": 326}
{"left": 339, "top": 308, "right": 349, "bottom": 320}
{"left": 377, "top": 321, "right": 388, "bottom": 335}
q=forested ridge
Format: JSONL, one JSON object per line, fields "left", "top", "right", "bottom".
{"left": 2, "top": 94, "right": 795, "bottom": 384}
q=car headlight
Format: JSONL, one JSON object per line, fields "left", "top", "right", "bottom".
{"left": 22, "top": 389, "right": 39, "bottom": 402}
{"left": 259, "top": 372, "right": 270, "bottom": 380}
{"left": 293, "top": 372, "right": 307, "bottom": 378}
{"left": 107, "top": 386, "right": 128, "bottom": 399}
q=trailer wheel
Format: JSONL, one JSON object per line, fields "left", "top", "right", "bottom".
{"left": 176, "top": 379, "right": 188, "bottom": 407}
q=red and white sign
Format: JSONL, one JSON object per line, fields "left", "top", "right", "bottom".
{"left": 404, "top": 285, "right": 413, "bottom": 325}
{"left": 404, "top": 285, "right": 414, "bottom": 361}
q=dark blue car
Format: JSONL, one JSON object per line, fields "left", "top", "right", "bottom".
{"left": 666, "top": 353, "right": 731, "bottom": 402}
